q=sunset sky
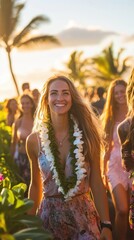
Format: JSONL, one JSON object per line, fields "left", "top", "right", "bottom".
{"left": 0, "top": 0, "right": 134, "bottom": 101}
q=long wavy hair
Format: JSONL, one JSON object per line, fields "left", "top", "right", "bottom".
{"left": 122, "top": 69, "right": 134, "bottom": 163}
{"left": 5, "top": 98, "right": 18, "bottom": 114}
{"left": 127, "top": 68, "right": 134, "bottom": 117}
{"left": 101, "top": 79, "right": 127, "bottom": 141}
{"left": 33, "top": 75, "right": 104, "bottom": 162}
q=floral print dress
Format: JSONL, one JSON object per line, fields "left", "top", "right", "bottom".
{"left": 36, "top": 150, "right": 101, "bottom": 240}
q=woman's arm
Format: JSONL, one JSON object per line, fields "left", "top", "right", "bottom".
{"left": 26, "top": 133, "right": 43, "bottom": 215}
{"left": 10, "top": 120, "right": 19, "bottom": 157}
{"left": 102, "top": 140, "right": 113, "bottom": 189}
{"left": 90, "top": 150, "right": 112, "bottom": 239}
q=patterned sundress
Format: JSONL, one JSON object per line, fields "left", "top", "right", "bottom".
{"left": 36, "top": 147, "right": 101, "bottom": 240}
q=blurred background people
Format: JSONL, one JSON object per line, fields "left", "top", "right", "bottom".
{"left": 118, "top": 69, "right": 134, "bottom": 233}
{"left": 118, "top": 69, "right": 134, "bottom": 172}
{"left": 32, "top": 88, "right": 40, "bottom": 108}
{"left": 22, "top": 82, "right": 31, "bottom": 94}
{"left": 10, "top": 94, "right": 36, "bottom": 194}
{"left": 91, "top": 86, "right": 106, "bottom": 116}
{"left": 101, "top": 79, "right": 131, "bottom": 240}
{"left": 5, "top": 98, "right": 19, "bottom": 127}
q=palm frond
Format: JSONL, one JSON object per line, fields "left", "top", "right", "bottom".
{"left": 13, "top": 15, "right": 50, "bottom": 46}
{"left": 107, "top": 45, "right": 117, "bottom": 74}
{"left": 16, "top": 35, "right": 60, "bottom": 48}
{"left": 11, "top": 3, "right": 25, "bottom": 34}
{"left": 116, "top": 48, "right": 124, "bottom": 62}
{"left": 119, "top": 57, "right": 131, "bottom": 74}
{"left": 0, "top": 0, "right": 13, "bottom": 40}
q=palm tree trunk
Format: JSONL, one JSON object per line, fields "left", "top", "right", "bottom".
{"left": 7, "top": 50, "right": 20, "bottom": 96}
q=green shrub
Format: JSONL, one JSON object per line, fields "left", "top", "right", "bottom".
{"left": 0, "top": 177, "right": 53, "bottom": 240}
{"left": 0, "top": 110, "right": 20, "bottom": 185}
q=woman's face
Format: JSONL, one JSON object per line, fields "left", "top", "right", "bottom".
{"left": 48, "top": 80, "right": 72, "bottom": 115}
{"left": 20, "top": 96, "right": 33, "bottom": 113}
{"left": 114, "top": 84, "right": 127, "bottom": 105}
{"left": 9, "top": 99, "right": 18, "bottom": 112}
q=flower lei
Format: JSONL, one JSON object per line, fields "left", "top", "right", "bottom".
{"left": 39, "top": 115, "right": 87, "bottom": 201}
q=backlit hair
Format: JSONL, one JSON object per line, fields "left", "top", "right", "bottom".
{"left": 101, "top": 79, "right": 127, "bottom": 140}
{"left": 127, "top": 68, "right": 134, "bottom": 116}
{"left": 33, "top": 75, "right": 104, "bottom": 162}
{"left": 5, "top": 98, "right": 18, "bottom": 114}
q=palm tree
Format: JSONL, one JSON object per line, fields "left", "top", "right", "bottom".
{"left": 90, "top": 43, "right": 132, "bottom": 86}
{"left": 65, "top": 50, "right": 90, "bottom": 89}
{"left": 0, "top": 0, "right": 59, "bottom": 96}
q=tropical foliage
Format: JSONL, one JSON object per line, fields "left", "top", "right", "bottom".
{"left": 0, "top": 177, "right": 52, "bottom": 240}
{"left": 63, "top": 43, "right": 132, "bottom": 89}
{"left": 89, "top": 43, "right": 132, "bottom": 86}
{"left": 0, "top": 107, "right": 52, "bottom": 239}
{"left": 64, "top": 50, "right": 90, "bottom": 89}
{"left": 0, "top": 0, "right": 59, "bottom": 95}
{"left": 0, "top": 110, "right": 20, "bottom": 185}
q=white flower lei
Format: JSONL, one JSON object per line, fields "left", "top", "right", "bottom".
{"left": 39, "top": 115, "right": 87, "bottom": 201}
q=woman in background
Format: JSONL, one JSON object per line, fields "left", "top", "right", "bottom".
{"left": 5, "top": 98, "right": 19, "bottom": 127}
{"left": 101, "top": 79, "right": 131, "bottom": 240}
{"left": 10, "top": 94, "right": 36, "bottom": 191}
{"left": 118, "top": 69, "right": 134, "bottom": 172}
{"left": 118, "top": 69, "right": 134, "bottom": 232}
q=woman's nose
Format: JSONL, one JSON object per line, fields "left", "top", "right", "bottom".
{"left": 57, "top": 93, "right": 63, "bottom": 100}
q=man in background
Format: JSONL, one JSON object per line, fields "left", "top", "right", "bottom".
{"left": 91, "top": 86, "right": 106, "bottom": 116}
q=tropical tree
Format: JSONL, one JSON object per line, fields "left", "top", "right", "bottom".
{"left": 0, "top": 0, "right": 59, "bottom": 96}
{"left": 64, "top": 50, "right": 90, "bottom": 89}
{"left": 89, "top": 43, "right": 132, "bottom": 86}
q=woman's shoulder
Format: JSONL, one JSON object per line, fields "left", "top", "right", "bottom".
{"left": 26, "top": 132, "right": 40, "bottom": 157}
{"left": 27, "top": 132, "right": 39, "bottom": 144}
{"left": 14, "top": 117, "right": 22, "bottom": 127}
{"left": 118, "top": 117, "right": 132, "bottom": 143}
{"left": 118, "top": 117, "right": 131, "bottom": 131}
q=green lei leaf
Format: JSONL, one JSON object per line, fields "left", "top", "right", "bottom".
{"left": 46, "top": 116, "right": 77, "bottom": 194}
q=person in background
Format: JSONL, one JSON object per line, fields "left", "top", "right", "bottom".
{"left": 22, "top": 82, "right": 31, "bottom": 94}
{"left": 91, "top": 87, "right": 106, "bottom": 116}
{"left": 101, "top": 79, "right": 131, "bottom": 240}
{"left": 32, "top": 88, "right": 40, "bottom": 108}
{"left": 5, "top": 98, "right": 19, "bottom": 127}
{"left": 118, "top": 69, "right": 134, "bottom": 233}
{"left": 118, "top": 69, "right": 134, "bottom": 172}
{"left": 10, "top": 94, "right": 36, "bottom": 193}
{"left": 26, "top": 75, "right": 112, "bottom": 240}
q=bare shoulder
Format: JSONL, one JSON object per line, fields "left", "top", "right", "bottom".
{"left": 27, "top": 132, "right": 38, "bottom": 143}
{"left": 118, "top": 117, "right": 131, "bottom": 143}
{"left": 26, "top": 132, "right": 39, "bottom": 158}
{"left": 118, "top": 117, "right": 131, "bottom": 133}
{"left": 14, "top": 117, "right": 21, "bottom": 128}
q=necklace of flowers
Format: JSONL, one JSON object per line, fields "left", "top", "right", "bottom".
{"left": 39, "top": 114, "right": 87, "bottom": 201}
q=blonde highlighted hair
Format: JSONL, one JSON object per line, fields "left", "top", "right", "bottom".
{"left": 101, "top": 79, "right": 127, "bottom": 141}
{"left": 127, "top": 68, "right": 134, "bottom": 116}
{"left": 33, "top": 75, "right": 103, "bottom": 162}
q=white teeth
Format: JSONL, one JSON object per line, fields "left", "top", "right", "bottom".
{"left": 55, "top": 104, "right": 65, "bottom": 107}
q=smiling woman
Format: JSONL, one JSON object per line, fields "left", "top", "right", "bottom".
{"left": 101, "top": 79, "right": 132, "bottom": 240}
{"left": 10, "top": 94, "right": 36, "bottom": 196}
{"left": 26, "top": 75, "right": 112, "bottom": 240}
{"left": 48, "top": 79, "right": 72, "bottom": 116}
